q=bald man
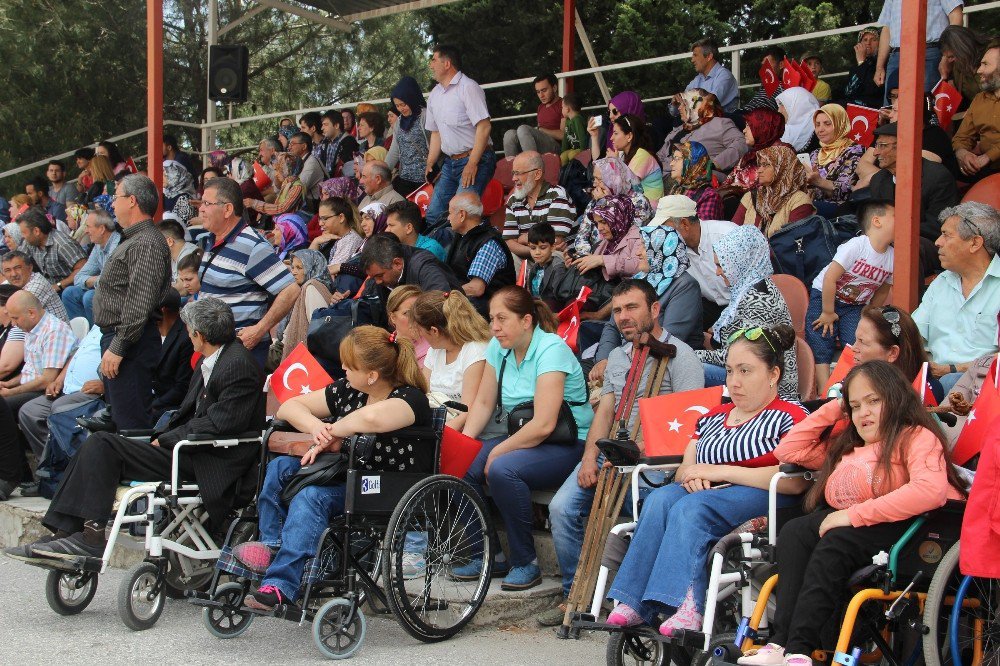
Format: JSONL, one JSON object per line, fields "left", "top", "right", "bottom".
{"left": 446, "top": 191, "right": 515, "bottom": 312}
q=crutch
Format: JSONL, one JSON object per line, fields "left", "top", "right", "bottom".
{"left": 558, "top": 333, "right": 675, "bottom": 637}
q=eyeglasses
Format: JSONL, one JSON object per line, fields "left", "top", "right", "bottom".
{"left": 880, "top": 306, "right": 901, "bottom": 339}
{"left": 111, "top": 193, "right": 133, "bottom": 201}
{"left": 726, "top": 326, "right": 776, "bottom": 353}
{"left": 874, "top": 141, "right": 896, "bottom": 150}
{"left": 199, "top": 200, "right": 227, "bottom": 208}
{"left": 319, "top": 214, "right": 337, "bottom": 221}
{"left": 670, "top": 155, "right": 684, "bottom": 162}
{"left": 511, "top": 167, "right": 541, "bottom": 177}
{"left": 962, "top": 218, "right": 984, "bottom": 238}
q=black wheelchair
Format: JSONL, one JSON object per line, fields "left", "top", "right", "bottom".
{"left": 189, "top": 407, "right": 495, "bottom": 659}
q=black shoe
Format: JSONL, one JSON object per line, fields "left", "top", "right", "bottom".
{"left": 77, "top": 410, "right": 117, "bottom": 433}
{"left": 17, "top": 481, "right": 40, "bottom": 498}
{"left": 4, "top": 535, "right": 59, "bottom": 562}
{"left": 31, "top": 533, "right": 105, "bottom": 560}
{"left": 0, "top": 479, "right": 17, "bottom": 501}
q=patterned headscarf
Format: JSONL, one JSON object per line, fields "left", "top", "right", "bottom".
{"left": 593, "top": 156, "right": 642, "bottom": 197}
{"left": 744, "top": 108, "right": 786, "bottom": 159}
{"left": 272, "top": 213, "right": 309, "bottom": 259}
{"left": 163, "top": 160, "right": 196, "bottom": 202}
{"left": 776, "top": 87, "right": 820, "bottom": 152}
{"left": 607, "top": 91, "right": 645, "bottom": 148}
{"left": 754, "top": 145, "right": 809, "bottom": 222}
{"left": 291, "top": 248, "right": 335, "bottom": 291}
{"left": 711, "top": 225, "right": 773, "bottom": 340}
{"left": 636, "top": 224, "right": 690, "bottom": 296}
{"left": 320, "top": 177, "right": 362, "bottom": 204}
{"left": 4, "top": 222, "right": 23, "bottom": 246}
{"left": 813, "top": 104, "right": 854, "bottom": 167}
{"left": 360, "top": 202, "right": 388, "bottom": 237}
{"left": 208, "top": 150, "right": 230, "bottom": 170}
{"left": 669, "top": 141, "right": 714, "bottom": 194}
{"left": 588, "top": 194, "right": 635, "bottom": 254}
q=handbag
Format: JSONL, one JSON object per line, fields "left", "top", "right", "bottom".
{"left": 280, "top": 452, "right": 348, "bottom": 504}
{"left": 306, "top": 280, "right": 386, "bottom": 369}
{"left": 494, "top": 353, "right": 587, "bottom": 445}
{"left": 768, "top": 213, "right": 858, "bottom": 287}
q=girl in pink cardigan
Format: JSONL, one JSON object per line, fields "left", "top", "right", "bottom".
{"left": 739, "top": 361, "right": 966, "bottom": 666}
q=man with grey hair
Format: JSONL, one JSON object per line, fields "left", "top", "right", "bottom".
{"left": 359, "top": 160, "right": 404, "bottom": 208}
{"left": 914, "top": 201, "right": 1000, "bottom": 394}
{"left": 93, "top": 173, "right": 172, "bottom": 429}
{"left": 62, "top": 208, "right": 121, "bottom": 324}
{"left": 673, "top": 38, "right": 739, "bottom": 114}
{"left": 502, "top": 150, "right": 575, "bottom": 258}
{"left": 258, "top": 137, "right": 280, "bottom": 182}
{"left": 446, "top": 191, "right": 514, "bottom": 311}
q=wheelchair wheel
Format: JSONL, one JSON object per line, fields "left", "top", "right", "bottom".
{"left": 381, "top": 475, "right": 492, "bottom": 642}
{"left": 203, "top": 582, "right": 254, "bottom": 639}
{"left": 118, "top": 561, "right": 166, "bottom": 631}
{"left": 45, "top": 569, "right": 98, "bottom": 616}
{"left": 313, "top": 598, "right": 366, "bottom": 660}
{"left": 605, "top": 632, "right": 669, "bottom": 666}
{"left": 691, "top": 633, "right": 739, "bottom": 666}
{"left": 162, "top": 550, "right": 214, "bottom": 600}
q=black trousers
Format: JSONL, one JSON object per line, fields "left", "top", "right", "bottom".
{"left": 701, "top": 297, "right": 726, "bottom": 335}
{"left": 44, "top": 432, "right": 195, "bottom": 535}
{"left": 772, "top": 508, "right": 913, "bottom": 655}
{"left": 0, "top": 392, "right": 44, "bottom": 483}
{"left": 100, "top": 320, "right": 160, "bottom": 429}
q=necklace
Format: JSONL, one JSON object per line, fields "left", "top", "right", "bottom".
{"left": 729, "top": 406, "right": 762, "bottom": 426}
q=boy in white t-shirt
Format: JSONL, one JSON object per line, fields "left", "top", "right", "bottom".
{"left": 806, "top": 200, "right": 895, "bottom": 390}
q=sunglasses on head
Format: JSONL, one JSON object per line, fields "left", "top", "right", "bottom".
{"left": 726, "top": 326, "right": 776, "bottom": 353}
{"left": 880, "top": 306, "right": 901, "bottom": 339}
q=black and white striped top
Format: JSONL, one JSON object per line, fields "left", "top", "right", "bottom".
{"left": 694, "top": 398, "right": 807, "bottom": 467}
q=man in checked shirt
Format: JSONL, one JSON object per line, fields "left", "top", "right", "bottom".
{"left": 91, "top": 174, "right": 172, "bottom": 429}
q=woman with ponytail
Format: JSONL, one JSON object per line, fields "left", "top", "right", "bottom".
{"left": 236, "top": 325, "right": 432, "bottom": 611}
{"left": 452, "top": 286, "right": 593, "bottom": 592}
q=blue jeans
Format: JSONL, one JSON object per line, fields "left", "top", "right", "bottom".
{"left": 259, "top": 456, "right": 346, "bottom": 601}
{"left": 938, "top": 371, "right": 963, "bottom": 396}
{"left": 464, "top": 435, "right": 584, "bottom": 568}
{"left": 703, "top": 362, "right": 727, "bottom": 388}
{"left": 62, "top": 286, "right": 95, "bottom": 324}
{"left": 804, "top": 288, "right": 865, "bottom": 364}
{"left": 549, "top": 456, "right": 663, "bottom": 596}
{"left": 884, "top": 45, "right": 941, "bottom": 105}
{"left": 607, "top": 483, "right": 798, "bottom": 624}
{"left": 425, "top": 150, "right": 497, "bottom": 232}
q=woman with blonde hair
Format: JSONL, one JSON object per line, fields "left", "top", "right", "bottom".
{"left": 238, "top": 325, "right": 433, "bottom": 610}
{"left": 81, "top": 154, "right": 117, "bottom": 204}
{"left": 387, "top": 284, "right": 429, "bottom": 365}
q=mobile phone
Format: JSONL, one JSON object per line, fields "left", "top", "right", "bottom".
{"left": 592, "top": 115, "right": 603, "bottom": 127}
{"left": 796, "top": 153, "right": 812, "bottom": 169}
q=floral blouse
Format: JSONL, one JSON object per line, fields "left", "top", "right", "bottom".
{"left": 809, "top": 143, "right": 865, "bottom": 204}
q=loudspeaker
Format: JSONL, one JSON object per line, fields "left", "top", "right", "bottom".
{"left": 208, "top": 45, "right": 249, "bottom": 102}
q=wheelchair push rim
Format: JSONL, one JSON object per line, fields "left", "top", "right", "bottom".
{"left": 45, "top": 569, "right": 99, "bottom": 616}
{"left": 381, "top": 475, "right": 493, "bottom": 642}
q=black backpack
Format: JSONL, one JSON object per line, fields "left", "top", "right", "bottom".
{"left": 769, "top": 213, "right": 860, "bottom": 287}
{"left": 558, "top": 159, "right": 592, "bottom": 216}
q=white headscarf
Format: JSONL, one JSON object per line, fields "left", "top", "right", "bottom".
{"left": 776, "top": 87, "right": 820, "bottom": 152}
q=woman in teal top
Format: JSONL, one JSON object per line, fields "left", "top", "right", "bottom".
{"left": 453, "top": 286, "right": 592, "bottom": 592}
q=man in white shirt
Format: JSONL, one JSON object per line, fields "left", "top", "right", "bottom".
{"left": 875, "top": 0, "right": 963, "bottom": 101}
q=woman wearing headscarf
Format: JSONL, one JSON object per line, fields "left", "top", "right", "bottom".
{"left": 775, "top": 87, "right": 821, "bottom": 153}
{"left": 268, "top": 214, "right": 309, "bottom": 260}
{"left": 326, "top": 202, "right": 389, "bottom": 302}
{"left": 574, "top": 157, "right": 654, "bottom": 257}
{"left": 667, "top": 141, "right": 723, "bottom": 221}
{"left": 163, "top": 160, "right": 198, "bottom": 225}
{"left": 696, "top": 225, "right": 799, "bottom": 400}
{"left": 279, "top": 249, "right": 338, "bottom": 362}
{"left": 589, "top": 115, "right": 663, "bottom": 206}
{"left": 244, "top": 153, "right": 306, "bottom": 219}
{"left": 319, "top": 177, "right": 363, "bottom": 205}
{"left": 364, "top": 146, "right": 388, "bottom": 164}
{"left": 570, "top": 195, "right": 647, "bottom": 283}
{"left": 807, "top": 104, "right": 865, "bottom": 216}
{"left": 587, "top": 90, "right": 646, "bottom": 159}
{"left": 733, "top": 144, "right": 815, "bottom": 237}
{"left": 721, "top": 108, "right": 787, "bottom": 195}
{"left": 660, "top": 90, "right": 747, "bottom": 174}
{"left": 386, "top": 76, "right": 430, "bottom": 197}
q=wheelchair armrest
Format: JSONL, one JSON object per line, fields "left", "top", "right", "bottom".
{"left": 267, "top": 419, "right": 298, "bottom": 432}
{"left": 779, "top": 463, "right": 813, "bottom": 476}
{"left": 641, "top": 455, "right": 684, "bottom": 466}
{"left": 267, "top": 430, "right": 313, "bottom": 457}
{"left": 119, "top": 429, "right": 156, "bottom": 439}
{"left": 185, "top": 431, "right": 262, "bottom": 442}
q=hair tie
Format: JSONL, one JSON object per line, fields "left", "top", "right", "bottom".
{"left": 442, "top": 291, "right": 450, "bottom": 298}
{"left": 388, "top": 331, "right": 398, "bottom": 345}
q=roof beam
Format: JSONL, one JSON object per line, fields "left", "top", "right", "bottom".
{"left": 256, "top": 0, "right": 352, "bottom": 32}
{"left": 340, "top": 0, "right": 464, "bottom": 22}
{"left": 218, "top": 3, "right": 270, "bottom": 37}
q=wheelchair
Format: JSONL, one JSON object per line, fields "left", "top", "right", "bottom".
{"left": 189, "top": 406, "right": 495, "bottom": 660}
{"left": 24, "top": 428, "right": 262, "bottom": 631}
{"left": 567, "top": 454, "right": 811, "bottom": 666}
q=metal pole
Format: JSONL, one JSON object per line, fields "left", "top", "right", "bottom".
{"left": 893, "top": 0, "right": 928, "bottom": 311}
{"left": 205, "top": 0, "right": 219, "bottom": 165}
{"left": 562, "top": 0, "right": 575, "bottom": 93}
{"left": 147, "top": 0, "right": 164, "bottom": 219}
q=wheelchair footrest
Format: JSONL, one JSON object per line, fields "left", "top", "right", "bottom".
{"left": 23, "top": 555, "right": 103, "bottom": 574}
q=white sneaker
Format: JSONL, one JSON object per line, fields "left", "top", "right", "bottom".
{"left": 737, "top": 643, "right": 786, "bottom": 666}
{"left": 401, "top": 552, "right": 426, "bottom": 580}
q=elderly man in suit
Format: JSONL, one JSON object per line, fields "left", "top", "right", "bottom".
{"left": 7, "top": 298, "right": 265, "bottom": 561}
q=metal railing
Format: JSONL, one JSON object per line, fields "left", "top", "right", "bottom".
{"left": 3, "top": 0, "right": 998, "bottom": 181}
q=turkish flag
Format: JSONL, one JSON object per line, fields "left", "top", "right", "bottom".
{"left": 912, "top": 362, "right": 939, "bottom": 407}
{"left": 252, "top": 162, "right": 272, "bottom": 190}
{"left": 781, "top": 57, "right": 802, "bottom": 90}
{"left": 759, "top": 58, "right": 780, "bottom": 98}
{"left": 795, "top": 60, "right": 817, "bottom": 92}
{"left": 846, "top": 104, "right": 880, "bottom": 148}
{"left": 823, "top": 345, "right": 857, "bottom": 395}
{"left": 639, "top": 386, "right": 725, "bottom": 458}
{"left": 952, "top": 359, "right": 999, "bottom": 466}
{"left": 271, "top": 343, "right": 334, "bottom": 404}
{"left": 125, "top": 157, "right": 139, "bottom": 175}
{"left": 406, "top": 182, "right": 434, "bottom": 217}
{"left": 440, "top": 427, "right": 483, "bottom": 478}
{"left": 931, "top": 79, "right": 963, "bottom": 129}
{"left": 516, "top": 259, "right": 528, "bottom": 288}
{"left": 557, "top": 286, "right": 592, "bottom": 353}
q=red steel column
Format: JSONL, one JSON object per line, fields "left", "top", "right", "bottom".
{"left": 562, "top": 0, "right": 576, "bottom": 93}
{"left": 147, "top": 0, "right": 164, "bottom": 219}
{"left": 894, "top": 2, "right": 928, "bottom": 311}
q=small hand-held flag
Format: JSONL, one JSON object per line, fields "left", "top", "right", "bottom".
{"left": 639, "top": 386, "right": 725, "bottom": 458}
{"left": 759, "top": 58, "right": 780, "bottom": 98}
{"left": 931, "top": 79, "right": 963, "bottom": 129}
{"left": 556, "top": 286, "right": 592, "bottom": 353}
{"left": 270, "top": 343, "right": 334, "bottom": 404}
{"left": 406, "top": 183, "right": 434, "bottom": 217}
{"left": 846, "top": 104, "right": 880, "bottom": 148}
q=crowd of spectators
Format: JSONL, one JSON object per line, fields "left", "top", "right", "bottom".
{"left": 0, "top": 2, "right": 998, "bottom": 638}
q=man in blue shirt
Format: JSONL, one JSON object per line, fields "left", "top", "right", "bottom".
{"left": 62, "top": 209, "right": 120, "bottom": 324}
{"left": 676, "top": 38, "right": 740, "bottom": 114}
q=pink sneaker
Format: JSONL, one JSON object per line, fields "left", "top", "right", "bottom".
{"left": 658, "top": 587, "right": 703, "bottom": 637}
{"left": 606, "top": 603, "right": 644, "bottom": 627}
{"left": 737, "top": 644, "right": 786, "bottom": 665}
{"left": 782, "top": 654, "right": 813, "bottom": 666}
{"left": 232, "top": 541, "right": 275, "bottom": 574}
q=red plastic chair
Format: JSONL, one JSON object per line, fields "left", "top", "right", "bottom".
{"left": 961, "top": 172, "right": 1000, "bottom": 208}
{"left": 542, "top": 152, "right": 561, "bottom": 186}
{"left": 772, "top": 274, "right": 810, "bottom": 339}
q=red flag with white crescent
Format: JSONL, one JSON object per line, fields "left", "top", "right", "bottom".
{"left": 846, "top": 104, "right": 880, "bottom": 148}
{"left": 951, "top": 358, "right": 999, "bottom": 466}
{"left": 759, "top": 58, "right": 779, "bottom": 98}
{"left": 556, "top": 286, "right": 592, "bottom": 353}
{"left": 795, "top": 60, "right": 817, "bottom": 92}
{"left": 931, "top": 79, "right": 963, "bottom": 129}
{"left": 406, "top": 183, "right": 434, "bottom": 217}
{"left": 912, "top": 362, "right": 939, "bottom": 407}
{"left": 270, "top": 343, "right": 334, "bottom": 404}
{"left": 781, "top": 57, "right": 802, "bottom": 90}
{"left": 252, "top": 162, "right": 272, "bottom": 190}
{"left": 125, "top": 157, "right": 139, "bottom": 174}
{"left": 639, "top": 386, "right": 725, "bottom": 458}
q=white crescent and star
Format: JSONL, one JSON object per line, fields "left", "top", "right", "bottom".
{"left": 666, "top": 405, "right": 710, "bottom": 433}
{"left": 282, "top": 362, "right": 308, "bottom": 390}
{"left": 762, "top": 69, "right": 775, "bottom": 85}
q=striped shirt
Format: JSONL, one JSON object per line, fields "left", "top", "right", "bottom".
{"left": 198, "top": 222, "right": 296, "bottom": 330}
{"left": 25, "top": 271, "right": 68, "bottom": 322}
{"left": 694, "top": 398, "right": 807, "bottom": 466}
{"left": 503, "top": 183, "right": 576, "bottom": 239}
{"left": 22, "top": 312, "right": 77, "bottom": 384}
{"left": 21, "top": 229, "right": 87, "bottom": 284}
{"left": 92, "top": 219, "right": 172, "bottom": 356}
